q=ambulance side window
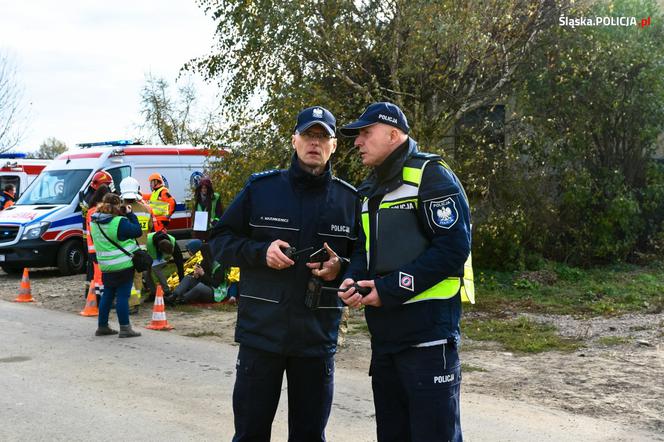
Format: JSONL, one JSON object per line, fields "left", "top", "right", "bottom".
{"left": 0, "top": 176, "right": 20, "bottom": 196}
{"left": 105, "top": 166, "right": 131, "bottom": 192}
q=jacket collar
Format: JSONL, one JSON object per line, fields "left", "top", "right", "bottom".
{"left": 288, "top": 152, "right": 332, "bottom": 190}
{"left": 359, "top": 138, "right": 418, "bottom": 197}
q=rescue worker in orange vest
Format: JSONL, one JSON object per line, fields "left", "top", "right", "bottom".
{"left": 147, "top": 173, "right": 176, "bottom": 229}
{"left": 0, "top": 184, "right": 16, "bottom": 209}
{"left": 85, "top": 184, "right": 112, "bottom": 304}
{"left": 82, "top": 170, "right": 114, "bottom": 209}
{"left": 81, "top": 171, "right": 114, "bottom": 298}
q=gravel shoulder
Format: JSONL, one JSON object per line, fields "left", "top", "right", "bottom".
{"left": 1, "top": 268, "right": 662, "bottom": 437}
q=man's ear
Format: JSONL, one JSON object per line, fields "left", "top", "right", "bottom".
{"left": 330, "top": 138, "right": 337, "bottom": 154}
{"left": 390, "top": 127, "right": 400, "bottom": 144}
{"left": 292, "top": 134, "right": 297, "bottom": 149}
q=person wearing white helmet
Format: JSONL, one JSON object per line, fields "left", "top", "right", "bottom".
{"left": 120, "top": 176, "right": 160, "bottom": 313}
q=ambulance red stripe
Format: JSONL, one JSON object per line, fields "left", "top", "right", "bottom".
{"left": 122, "top": 148, "right": 209, "bottom": 156}
{"left": 0, "top": 165, "right": 47, "bottom": 174}
{"left": 56, "top": 152, "right": 104, "bottom": 160}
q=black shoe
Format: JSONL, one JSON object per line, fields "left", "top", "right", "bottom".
{"left": 95, "top": 325, "right": 118, "bottom": 336}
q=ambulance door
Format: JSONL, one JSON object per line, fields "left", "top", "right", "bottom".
{"left": 105, "top": 166, "right": 132, "bottom": 193}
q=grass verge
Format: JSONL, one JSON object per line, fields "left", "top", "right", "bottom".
{"left": 462, "top": 316, "right": 582, "bottom": 353}
{"left": 597, "top": 336, "right": 630, "bottom": 346}
{"left": 468, "top": 261, "right": 664, "bottom": 316}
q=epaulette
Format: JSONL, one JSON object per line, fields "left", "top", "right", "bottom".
{"left": 411, "top": 151, "right": 442, "bottom": 161}
{"left": 332, "top": 176, "right": 357, "bottom": 193}
{"left": 249, "top": 169, "right": 280, "bottom": 182}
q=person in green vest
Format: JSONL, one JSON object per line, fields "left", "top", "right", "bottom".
{"left": 165, "top": 239, "right": 228, "bottom": 305}
{"left": 90, "top": 193, "right": 143, "bottom": 338}
{"left": 191, "top": 177, "right": 223, "bottom": 241}
{"left": 145, "top": 230, "right": 184, "bottom": 300}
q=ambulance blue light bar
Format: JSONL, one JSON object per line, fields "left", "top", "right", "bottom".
{"left": 0, "top": 152, "right": 28, "bottom": 159}
{"left": 76, "top": 140, "right": 142, "bottom": 148}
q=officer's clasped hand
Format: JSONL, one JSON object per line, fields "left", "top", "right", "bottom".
{"left": 338, "top": 278, "right": 381, "bottom": 308}
{"left": 321, "top": 284, "right": 370, "bottom": 296}
{"left": 266, "top": 240, "right": 295, "bottom": 270}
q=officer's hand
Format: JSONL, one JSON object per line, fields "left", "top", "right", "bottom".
{"left": 359, "top": 280, "right": 382, "bottom": 307}
{"left": 338, "top": 278, "right": 362, "bottom": 308}
{"left": 307, "top": 242, "right": 341, "bottom": 281}
{"left": 266, "top": 239, "right": 295, "bottom": 270}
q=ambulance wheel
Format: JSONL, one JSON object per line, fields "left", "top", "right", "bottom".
{"left": 1, "top": 265, "right": 22, "bottom": 275}
{"left": 57, "top": 240, "right": 86, "bottom": 275}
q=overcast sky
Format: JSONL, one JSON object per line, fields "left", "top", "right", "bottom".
{"left": 0, "top": 0, "right": 219, "bottom": 151}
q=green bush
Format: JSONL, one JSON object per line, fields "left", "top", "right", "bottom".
{"left": 552, "top": 170, "right": 644, "bottom": 265}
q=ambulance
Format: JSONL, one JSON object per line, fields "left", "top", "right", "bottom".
{"left": 0, "top": 141, "right": 212, "bottom": 275}
{"left": 0, "top": 153, "right": 50, "bottom": 198}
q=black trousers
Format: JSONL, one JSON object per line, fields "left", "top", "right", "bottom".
{"left": 370, "top": 343, "right": 462, "bottom": 442}
{"left": 232, "top": 345, "right": 335, "bottom": 442}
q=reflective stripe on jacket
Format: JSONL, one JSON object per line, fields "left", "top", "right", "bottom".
{"left": 85, "top": 206, "right": 98, "bottom": 253}
{"left": 149, "top": 187, "right": 175, "bottom": 218}
{"left": 361, "top": 157, "right": 475, "bottom": 304}
{"left": 91, "top": 216, "right": 139, "bottom": 272}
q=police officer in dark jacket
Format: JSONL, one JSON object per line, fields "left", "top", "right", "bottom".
{"left": 339, "top": 102, "right": 472, "bottom": 442}
{"left": 210, "top": 106, "right": 360, "bottom": 442}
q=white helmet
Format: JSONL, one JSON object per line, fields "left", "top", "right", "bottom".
{"left": 120, "top": 177, "right": 141, "bottom": 200}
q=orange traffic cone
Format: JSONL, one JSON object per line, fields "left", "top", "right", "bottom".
{"left": 14, "top": 268, "right": 34, "bottom": 302}
{"left": 80, "top": 280, "right": 99, "bottom": 316}
{"left": 146, "top": 285, "right": 173, "bottom": 330}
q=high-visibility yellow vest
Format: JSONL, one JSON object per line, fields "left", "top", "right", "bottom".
{"left": 361, "top": 157, "right": 475, "bottom": 304}
{"left": 149, "top": 188, "right": 171, "bottom": 217}
{"left": 90, "top": 216, "right": 139, "bottom": 272}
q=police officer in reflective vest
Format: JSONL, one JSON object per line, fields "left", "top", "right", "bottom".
{"left": 148, "top": 173, "right": 176, "bottom": 229}
{"left": 210, "top": 106, "right": 360, "bottom": 442}
{"left": 339, "top": 102, "right": 473, "bottom": 442}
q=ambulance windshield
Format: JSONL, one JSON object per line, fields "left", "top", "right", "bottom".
{"left": 18, "top": 169, "right": 92, "bottom": 205}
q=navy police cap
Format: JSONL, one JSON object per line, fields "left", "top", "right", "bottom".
{"left": 294, "top": 106, "right": 336, "bottom": 137}
{"left": 339, "top": 102, "right": 410, "bottom": 137}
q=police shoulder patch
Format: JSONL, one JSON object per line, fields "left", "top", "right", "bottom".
{"left": 332, "top": 176, "right": 357, "bottom": 193}
{"left": 249, "top": 169, "right": 280, "bottom": 182}
{"left": 428, "top": 197, "right": 458, "bottom": 229}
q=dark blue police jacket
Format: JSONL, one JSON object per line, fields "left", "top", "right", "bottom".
{"left": 210, "top": 154, "right": 360, "bottom": 357}
{"left": 344, "top": 138, "right": 471, "bottom": 355}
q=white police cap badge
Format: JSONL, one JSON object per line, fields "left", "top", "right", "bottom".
{"left": 312, "top": 108, "right": 323, "bottom": 118}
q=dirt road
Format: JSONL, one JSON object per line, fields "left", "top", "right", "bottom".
{"left": 1, "top": 268, "right": 662, "bottom": 439}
